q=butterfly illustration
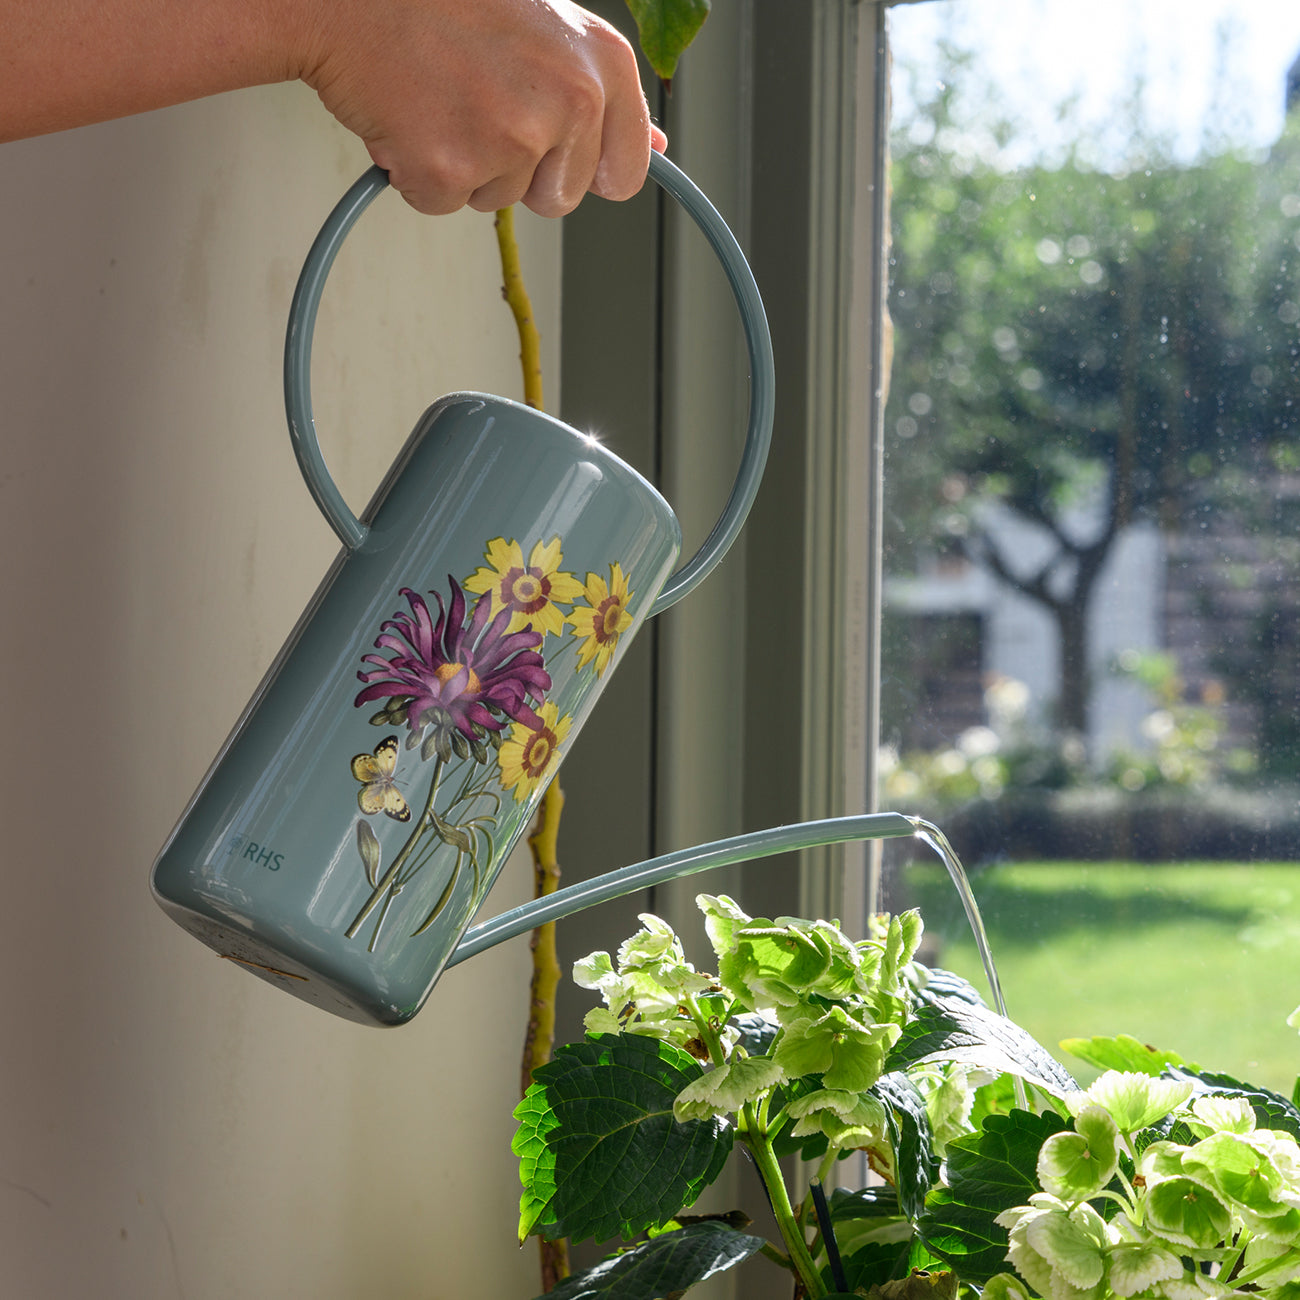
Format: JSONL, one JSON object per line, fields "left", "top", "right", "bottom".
{"left": 351, "top": 735, "right": 411, "bottom": 822}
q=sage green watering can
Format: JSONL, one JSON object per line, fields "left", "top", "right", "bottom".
{"left": 150, "top": 152, "right": 918, "bottom": 1025}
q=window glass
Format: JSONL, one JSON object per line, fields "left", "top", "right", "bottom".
{"left": 881, "top": 0, "right": 1300, "bottom": 1091}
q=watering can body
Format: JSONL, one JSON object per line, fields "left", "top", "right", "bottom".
{"left": 153, "top": 397, "right": 681, "bottom": 1024}
{"left": 151, "top": 153, "right": 773, "bottom": 1026}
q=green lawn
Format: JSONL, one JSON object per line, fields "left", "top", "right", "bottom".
{"left": 898, "top": 861, "right": 1300, "bottom": 1097}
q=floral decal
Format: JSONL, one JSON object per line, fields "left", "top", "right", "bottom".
{"left": 568, "top": 563, "right": 635, "bottom": 677}
{"left": 498, "top": 701, "right": 573, "bottom": 803}
{"left": 341, "top": 535, "right": 637, "bottom": 952}
{"left": 464, "top": 537, "right": 584, "bottom": 638}
{"left": 355, "top": 579, "right": 550, "bottom": 753}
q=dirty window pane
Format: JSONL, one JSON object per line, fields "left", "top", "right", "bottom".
{"left": 880, "top": 0, "right": 1300, "bottom": 1091}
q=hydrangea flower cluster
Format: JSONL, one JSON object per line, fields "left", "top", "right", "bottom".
{"left": 523, "top": 898, "right": 1300, "bottom": 1300}
{"left": 575, "top": 895, "right": 925, "bottom": 1154}
{"left": 990, "top": 1072, "right": 1300, "bottom": 1300}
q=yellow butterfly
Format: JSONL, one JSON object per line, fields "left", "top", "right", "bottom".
{"left": 351, "top": 735, "right": 411, "bottom": 822}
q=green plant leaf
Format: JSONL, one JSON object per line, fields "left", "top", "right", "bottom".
{"left": 824, "top": 1242, "right": 930, "bottom": 1297}
{"left": 917, "top": 1109, "right": 1069, "bottom": 1283}
{"left": 1180, "top": 1131, "right": 1288, "bottom": 1216}
{"left": 889, "top": 982, "right": 1079, "bottom": 1096}
{"left": 1071, "top": 1072, "right": 1192, "bottom": 1135}
{"left": 981, "top": 1273, "right": 1034, "bottom": 1300}
{"left": 770, "top": 1075, "right": 830, "bottom": 1159}
{"left": 875, "top": 1072, "right": 939, "bottom": 1220}
{"left": 674, "top": 1052, "right": 785, "bottom": 1121}
{"left": 828, "top": 1186, "right": 901, "bottom": 1222}
{"left": 857, "top": 1267, "right": 959, "bottom": 1300}
{"left": 534, "top": 1221, "right": 765, "bottom": 1299}
{"left": 623, "top": 0, "right": 710, "bottom": 84}
{"left": 1037, "top": 1106, "right": 1119, "bottom": 1201}
{"left": 1164, "top": 1065, "right": 1300, "bottom": 1140}
{"left": 732, "top": 1010, "right": 780, "bottom": 1056}
{"left": 513, "top": 1034, "right": 733, "bottom": 1244}
{"left": 1060, "top": 1034, "right": 1191, "bottom": 1076}
{"left": 1144, "top": 1174, "right": 1232, "bottom": 1248}
{"left": 1021, "top": 1200, "right": 1107, "bottom": 1288}
{"left": 776, "top": 1007, "right": 899, "bottom": 1091}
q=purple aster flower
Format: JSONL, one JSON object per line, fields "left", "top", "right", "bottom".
{"left": 355, "top": 579, "right": 551, "bottom": 745}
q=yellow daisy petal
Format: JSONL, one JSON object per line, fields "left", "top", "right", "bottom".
{"left": 569, "top": 563, "right": 636, "bottom": 676}
{"left": 497, "top": 702, "right": 573, "bottom": 803}
{"left": 528, "top": 537, "right": 563, "bottom": 573}
{"left": 463, "top": 536, "right": 582, "bottom": 637}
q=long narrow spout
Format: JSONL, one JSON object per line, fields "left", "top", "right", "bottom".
{"left": 446, "top": 811, "right": 917, "bottom": 967}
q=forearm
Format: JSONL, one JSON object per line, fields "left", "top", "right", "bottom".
{"left": 0, "top": 0, "right": 661, "bottom": 217}
{"left": 0, "top": 0, "right": 308, "bottom": 142}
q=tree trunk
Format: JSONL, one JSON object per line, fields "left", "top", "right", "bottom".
{"left": 1054, "top": 596, "right": 1091, "bottom": 736}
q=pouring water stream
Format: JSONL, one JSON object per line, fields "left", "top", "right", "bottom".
{"left": 909, "top": 816, "right": 1027, "bottom": 1109}
{"left": 909, "top": 817, "right": 1010, "bottom": 1020}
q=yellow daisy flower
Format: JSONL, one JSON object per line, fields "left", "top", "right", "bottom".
{"left": 568, "top": 563, "right": 635, "bottom": 676}
{"left": 464, "top": 537, "right": 585, "bottom": 638}
{"left": 497, "top": 701, "right": 573, "bottom": 803}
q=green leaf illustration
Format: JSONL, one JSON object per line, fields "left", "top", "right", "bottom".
{"left": 356, "top": 819, "right": 380, "bottom": 888}
{"left": 624, "top": 0, "right": 710, "bottom": 84}
{"left": 531, "top": 1221, "right": 764, "bottom": 1300}
{"left": 917, "top": 1109, "right": 1069, "bottom": 1283}
{"left": 513, "top": 1034, "right": 734, "bottom": 1244}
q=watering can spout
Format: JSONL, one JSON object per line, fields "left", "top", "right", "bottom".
{"left": 445, "top": 812, "right": 920, "bottom": 969}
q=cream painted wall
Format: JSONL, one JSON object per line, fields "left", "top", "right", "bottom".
{"left": 0, "top": 84, "right": 559, "bottom": 1298}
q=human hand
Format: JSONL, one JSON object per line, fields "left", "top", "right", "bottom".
{"left": 299, "top": 0, "right": 668, "bottom": 217}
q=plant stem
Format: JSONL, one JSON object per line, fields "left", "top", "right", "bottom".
{"left": 523, "top": 779, "right": 570, "bottom": 1290}
{"left": 758, "top": 1242, "right": 795, "bottom": 1272}
{"left": 345, "top": 754, "right": 445, "bottom": 941}
{"left": 682, "top": 993, "right": 730, "bottom": 1067}
{"left": 521, "top": 780, "right": 565, "bottom": 1095}
{"left": 742, "top": 1102, "right": 826, "bottom": 1299}
{"left": 815, "top": 1147, "right": 839, "bottom": 1186}
{"left": 496, "top": 201, "right": 565, "bottom": 1289}
{"left": 495, "top": 205, "right": 544, "bottom": 410}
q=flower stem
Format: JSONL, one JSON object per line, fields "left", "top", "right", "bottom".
{"left": 345, "top": 754, "right": 446, "bottom": 942}
{"left": 742, "top": 1103, "right": 826, "bottom": 1299}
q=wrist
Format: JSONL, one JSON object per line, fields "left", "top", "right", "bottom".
{"left": 242, "top": 0, "right": 323, "bottom": 85}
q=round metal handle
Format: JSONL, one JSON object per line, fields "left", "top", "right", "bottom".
{"left": 283, "top": 152, "right": 775, "bottom": 616}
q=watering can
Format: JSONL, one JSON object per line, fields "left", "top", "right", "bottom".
{"left": 150, "top": 152, "right": 918, "bottom": 1025}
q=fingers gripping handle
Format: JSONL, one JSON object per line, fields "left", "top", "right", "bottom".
{"left": 283, "top": 153, "right": 775, "bottom": 609}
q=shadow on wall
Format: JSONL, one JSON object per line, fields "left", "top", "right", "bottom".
{"left": 0, "top": 88, "right": 550, "bottom": 1299}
